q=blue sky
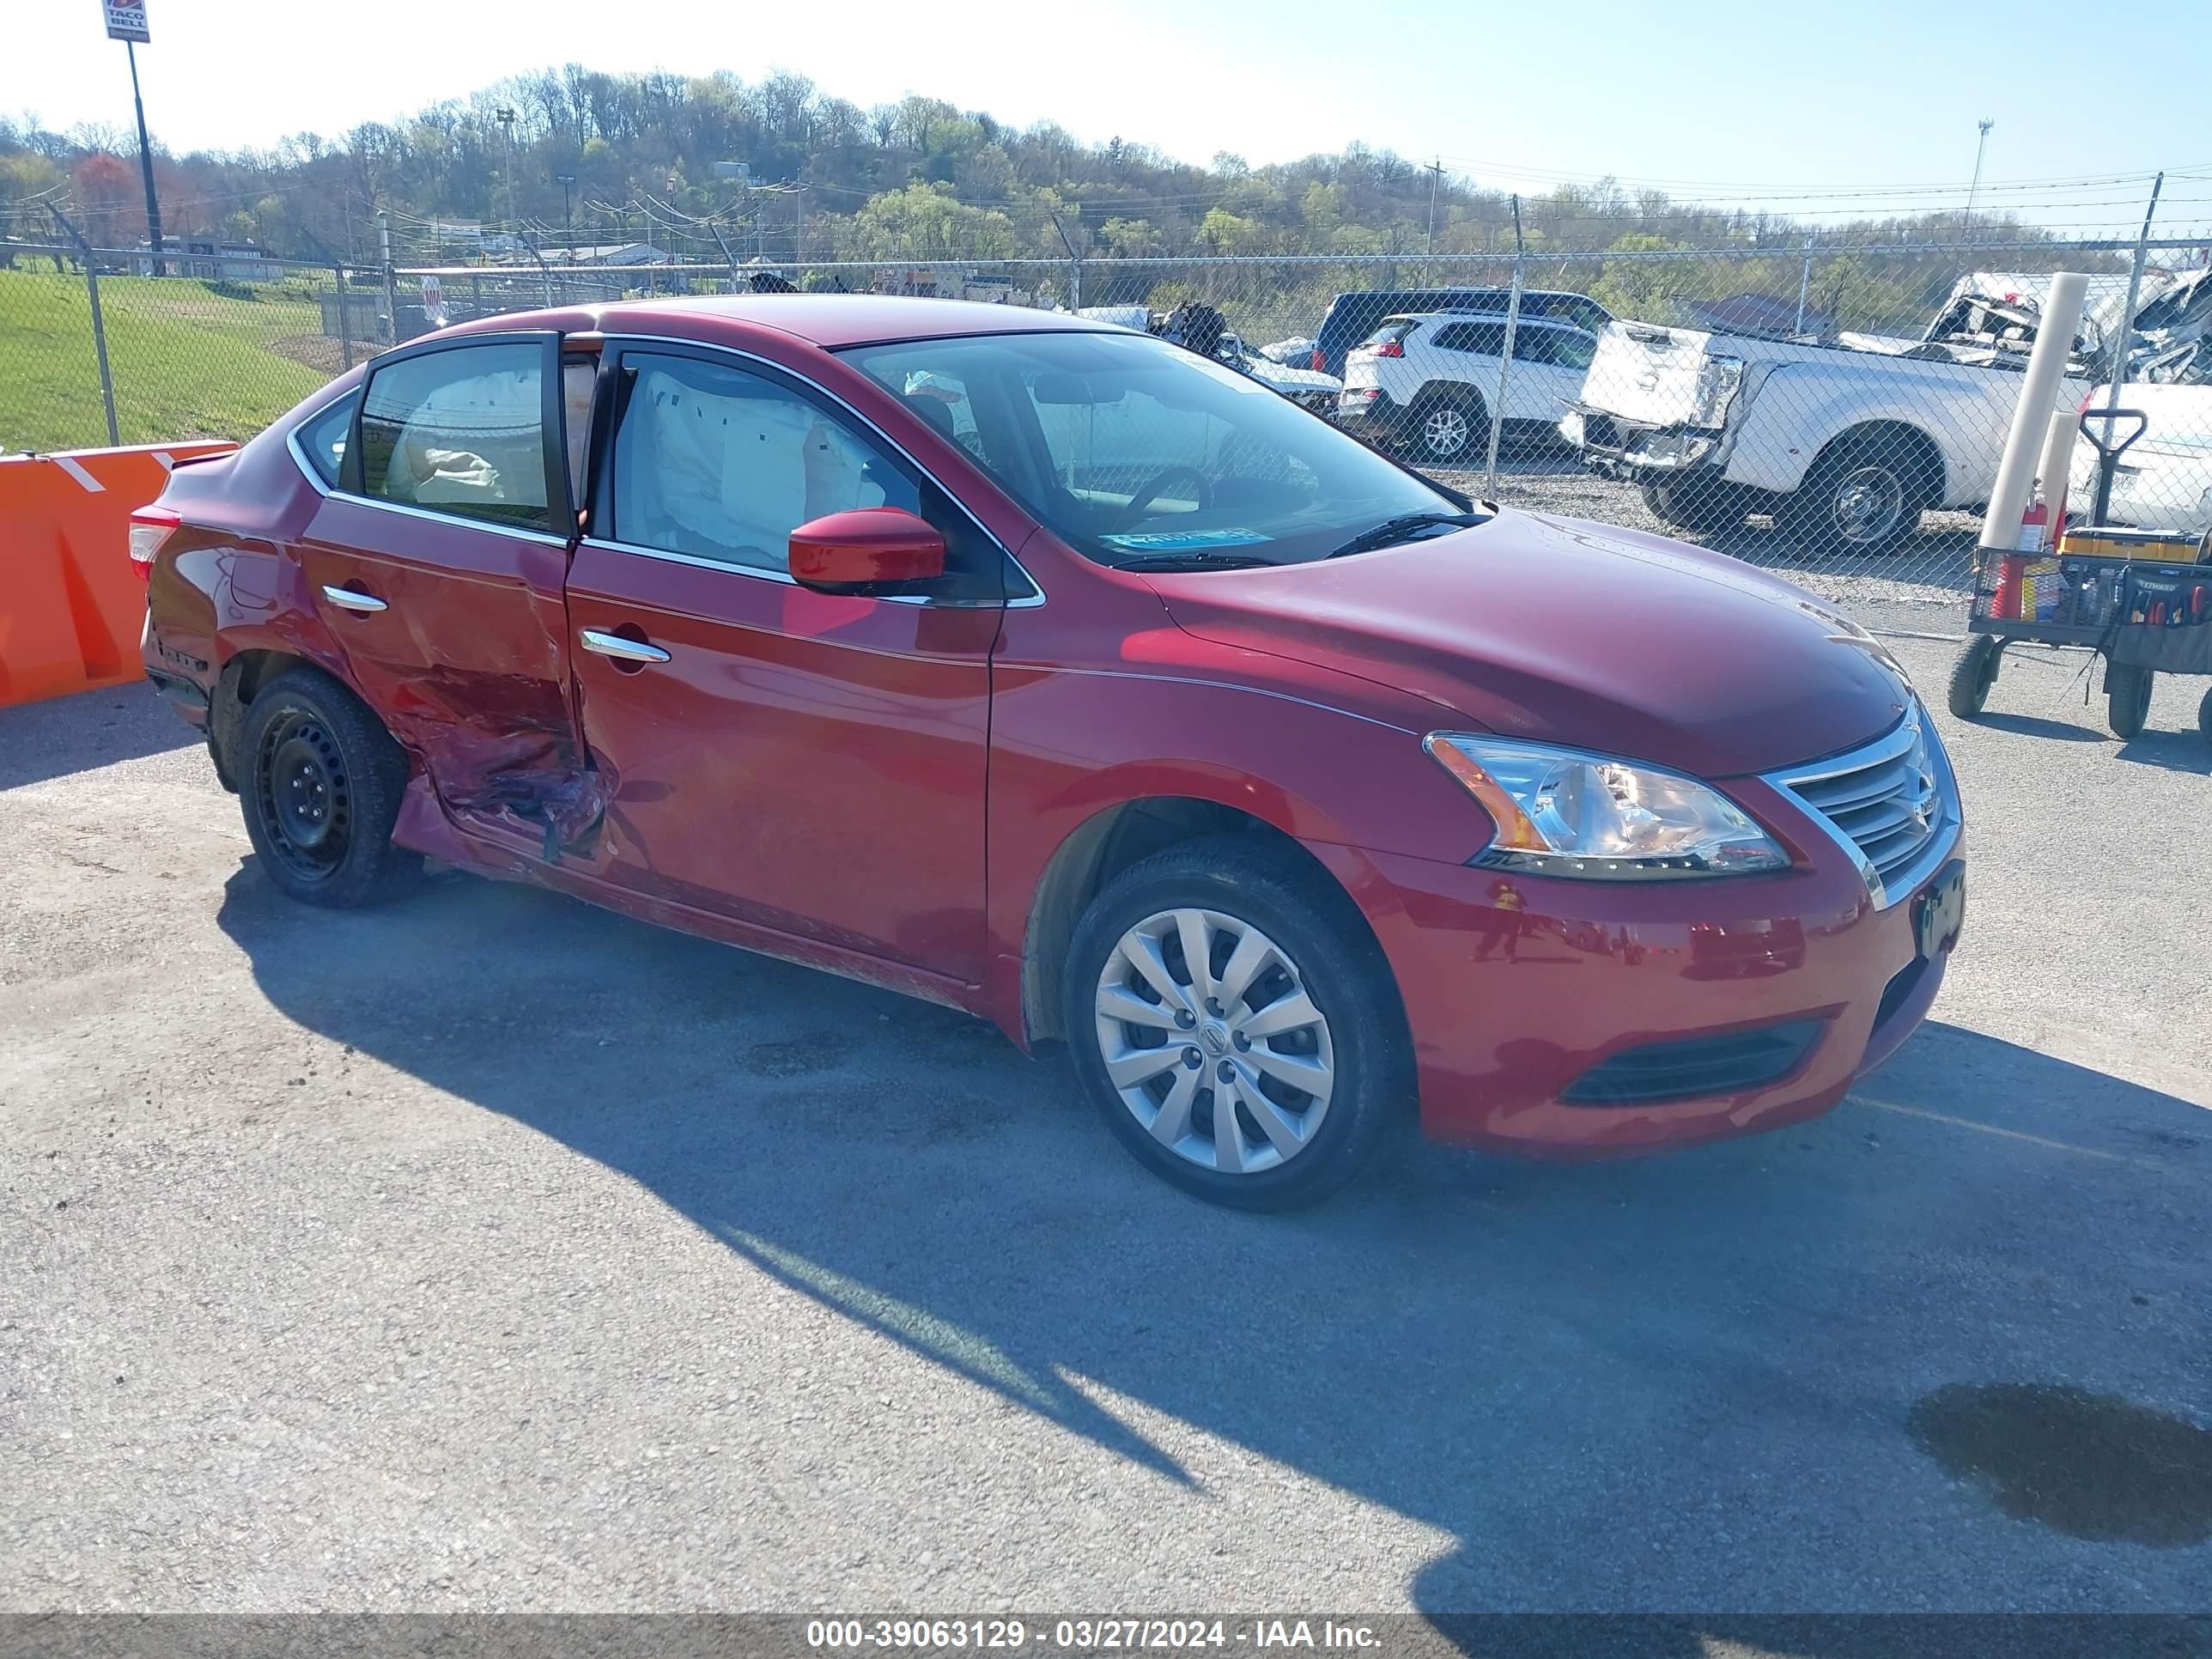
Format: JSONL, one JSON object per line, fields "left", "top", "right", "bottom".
{"left": 8, "top": 0, "right": 2210, "bottom": 234}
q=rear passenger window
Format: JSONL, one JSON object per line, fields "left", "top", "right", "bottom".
{"left": 1435, "top": 324, "right": 1508, "bottom": 357}
{"left": 356, "top": 341, "right": 554, "bottom": 532}
{"left": 609, "top": 350, "right": 919, "bottom": 575}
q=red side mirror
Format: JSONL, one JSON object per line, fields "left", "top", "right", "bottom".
{"left": 788, "top": 507, "right": 946, "bottom": 591}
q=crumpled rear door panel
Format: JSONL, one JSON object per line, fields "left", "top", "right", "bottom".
{"left": 299, "top": 495, "right": 610, "bottom": 852}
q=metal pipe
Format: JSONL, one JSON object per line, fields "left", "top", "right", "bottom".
{"left": 1481, "top": 197, "right": 1525, "bottom": 501}
{"left": 2102, "top": 173, "right": 2163, "bottom": 416}
{"left": 1978, "top": 270, "right": 2087, "bottom": 554}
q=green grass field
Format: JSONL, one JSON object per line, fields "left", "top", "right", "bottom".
{"left": 0, "top": 267, "right": 340, "bottom": 453}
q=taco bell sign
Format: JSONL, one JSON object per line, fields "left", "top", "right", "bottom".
{"left": 103, "top": 1, "right": 151, "bottom": 43}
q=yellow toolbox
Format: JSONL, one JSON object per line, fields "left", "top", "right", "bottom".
{"left": 2055, "top": 526, "right": 2212, "bottom": 563}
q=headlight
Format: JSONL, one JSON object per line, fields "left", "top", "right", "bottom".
{"left": 1690, "top": 354, "right": 1745, "bottom": 427}
{"left": 1424, "top": 734, "right": 1790, "bottom": 879}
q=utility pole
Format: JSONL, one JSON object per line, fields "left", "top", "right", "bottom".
{"left": 1424, "top": 156, "right": 1444, "bottom": 256}
{"left": 100, "top": 5, "right": 166, "bottom": 275}
{"left": 1964, "top": 118, "right": 1994, "bottom": 234}
{"left": 495, "top": 106, "right": 518, "bottom": 254}
{"left": 556, "top": 173, "right": 576, "bottom": 252}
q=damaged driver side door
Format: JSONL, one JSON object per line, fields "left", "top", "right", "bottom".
{"left": 297, "top": 331, "right": 606, "bottom": 854}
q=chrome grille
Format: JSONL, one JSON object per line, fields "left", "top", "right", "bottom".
{"left": 1765, "top": 704, "right": 1958, "bottom": 908}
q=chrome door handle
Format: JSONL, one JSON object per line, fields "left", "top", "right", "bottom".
{"left": 321, "top": 585, "right": 386, "bottom": 613}
{"left": 580, "top": 628, "right": 671, "bottom": 665}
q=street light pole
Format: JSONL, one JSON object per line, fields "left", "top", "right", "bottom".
{"left": 126, "top": 40, "right": 165, "bottom": 275}
{"left": 1964, "top": 118, "right": 1994, "bottom": 234}
{"left": 556, "top": 173, "right": 576, "bottom": 252}
{"left": 1424, "top": 156, "right": 1443, "bottom": 256}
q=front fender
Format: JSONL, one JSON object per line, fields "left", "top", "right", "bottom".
{"left": 981, "top": 661, "right": 1491, "bottom": 1034}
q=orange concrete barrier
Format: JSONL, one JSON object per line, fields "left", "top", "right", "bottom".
{"left": 0, "top": 441, "right": 236, "bottom": 709}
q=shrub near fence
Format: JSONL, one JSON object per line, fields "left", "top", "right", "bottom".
{"left": 9, "top": 239, "right": 2212, "bottom": 613}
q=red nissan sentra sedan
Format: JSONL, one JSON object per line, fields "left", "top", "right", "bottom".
{"left": 136, "top": 297, "right": 1964, "bottom": 1208}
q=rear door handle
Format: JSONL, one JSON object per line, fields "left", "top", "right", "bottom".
{"left": 580, "top": 628, "right": 671, "bottom": 665}
{"left": 321, "top": 585, "right": 386, "bottom": 613}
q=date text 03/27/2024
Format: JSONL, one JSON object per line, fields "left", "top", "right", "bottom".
{"left": 805, "top": 1619, "right": 1383, "bottom": 1650}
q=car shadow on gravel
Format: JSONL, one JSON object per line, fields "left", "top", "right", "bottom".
{"left": 214, "top": 861, "right": 2212, "bottom": 1620}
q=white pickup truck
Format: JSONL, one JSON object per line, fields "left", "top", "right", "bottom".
{"left": 1563, "top": 320, "right": 2087, "bottom": 552}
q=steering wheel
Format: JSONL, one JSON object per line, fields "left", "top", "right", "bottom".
{"left": 1117, "top": 466, "right": 1214, "bottom": 531}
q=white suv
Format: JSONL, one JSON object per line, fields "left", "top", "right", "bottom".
{"left": 1338, "top": 312, "right": 1599, "bottom": 465}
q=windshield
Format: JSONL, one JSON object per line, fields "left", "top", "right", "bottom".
{"left": 840, "top": 330, "right": 1467, "bottom": 568}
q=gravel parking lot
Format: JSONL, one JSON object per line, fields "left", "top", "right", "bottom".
{"left": 3, "top": 626, "right": 2208, "bottom": 1624}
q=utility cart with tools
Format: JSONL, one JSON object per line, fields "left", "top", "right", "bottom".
{"left": 1948, "top": 405, "right": 2212, "bottom": 743}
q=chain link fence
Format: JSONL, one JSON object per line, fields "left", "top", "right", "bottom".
{"left": 9, "top": 238, "right": 2212, "bottom": 615}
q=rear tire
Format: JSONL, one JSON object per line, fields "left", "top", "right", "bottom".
{"left": 1065, "top": 835, "right": 1411, "bottom": 1211}
{"left": 1784, "top": 434, "right": 1934, "bottom": 555}
{"left": 1406, "top": 391, "right": 1485, "bottom": 466}
{"left": 1946, "top": 635, "right": 2003, "bottom": 719}
{"left": 238, "top": 665, "right": 421, "bottom": 908}
{"left": 2106, "top": 662, "right": 2154, "bottom": 740}
{"left": 2199, "top": 684, "right": 2212, "bottom": 745}
{"left": 1640, "top": 477, "right": 1745, "bottom": 537}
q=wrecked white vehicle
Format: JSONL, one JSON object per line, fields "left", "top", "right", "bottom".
{"left": 1565, "top": 319, "right": 2088, "bottom": 552}
{"left": 1919, "top": 268, "right": 2212, "bottom": 383}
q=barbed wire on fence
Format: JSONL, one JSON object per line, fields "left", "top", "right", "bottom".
{"left": 7, "top": 235, "right": 2211, "bottom": 611}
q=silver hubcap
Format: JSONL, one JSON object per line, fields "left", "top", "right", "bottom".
{"left": 1423, "top": 407, "right": 1471, "bottom": 458}
{"left": 1832, "top": 465, "right": 1904, "bottom": 544}
{"left": 1093, "top": 908, "right": 1335, "bottom": 1176}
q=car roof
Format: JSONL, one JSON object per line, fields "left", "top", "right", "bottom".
{"left": 1380, "top": 310, "right": 1586, "bottom": 331}
{"left": 1335, "top": 286, "right": 1588, "bottom": 306}
{"left": 641, "top": 294, "right": 1112, "bottom": 349}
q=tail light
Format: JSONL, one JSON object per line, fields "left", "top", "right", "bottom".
{"left": 129, "top": 505, "right": 181, "bottom": 585}
{"left": 1371, "top": 341, "right": 1404, "bottom": 358}
{"left": 1310, "top": 348, "right": 1326, "bottom": 371}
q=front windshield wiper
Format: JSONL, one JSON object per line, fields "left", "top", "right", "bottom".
{"left": 1113, "top": 552, "right": 1277, "bottom": 572}
{"left": 1323, "top": 512, "right": 1489, "bottom": 559}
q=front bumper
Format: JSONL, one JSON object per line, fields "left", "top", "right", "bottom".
{"left": 1311, "top": 806, "right": 1962, "bottom": 1157}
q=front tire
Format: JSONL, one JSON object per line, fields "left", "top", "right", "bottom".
{"left": 1947, "top": 635, "right": 2003, "bottom": 719}
{"left": 239, "top": 665, "right": 421, "bottom": 907}
{"left": 1065, "top": 836, "right": 1411, "bottom": 1211}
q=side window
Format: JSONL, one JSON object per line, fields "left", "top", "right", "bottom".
{"left": 356, "top": 342, "right": 553, "bottom": 532}
{"left": 1549, "top": 331, "right": 1598, "bottom": 372}
{"left": 610, "top": 350, "right": 920, "bottom": 576}
{"left": 1513, "top": 329, "right": 1563, "bottom": 367}
{"left": 295, "top": 391, "right": 356, "bottom": 486}
{"left": 1437, "top": 324, "right": 1507, "bottom": 358}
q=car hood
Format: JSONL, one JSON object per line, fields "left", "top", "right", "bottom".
{"left": 1152, "top": 510, "right": 1913, "bottom": 779}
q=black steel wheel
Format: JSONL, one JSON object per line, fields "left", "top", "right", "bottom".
{"left": 1946, "top": 635, "right": 2003, "bottom": 720}
{"left": 239, "top": 666, "right": 420, "bottom": 907}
